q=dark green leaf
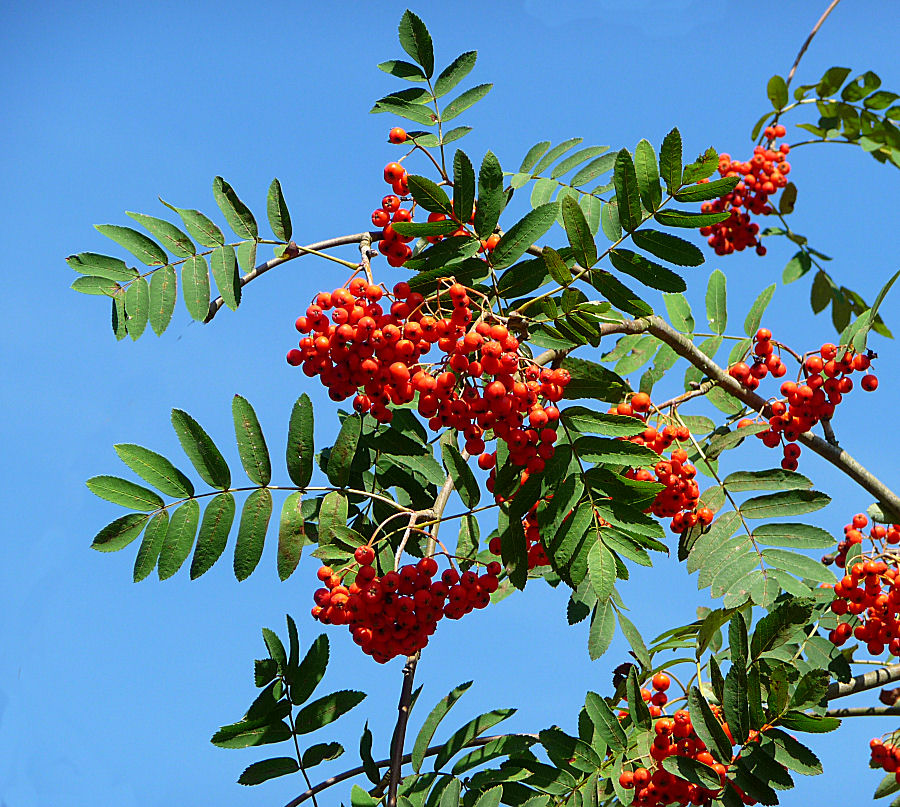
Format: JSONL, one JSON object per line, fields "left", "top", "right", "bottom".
{"left": 209, "top": 245, "right": 241, "bottom": 312}
{"left": 751, "top": 522, "right": 833, "bottom": 549}
{"left": 433, "top": 708, "right": 516, "bottom": 771}
{"left": 587, "top": 541, "right": 615, "bottom": 601}
{"left": 631, "top": 229, "right": 703, "bottom": 266}
{"left": 618, "top": 611, "right": 650, "bottom": 670}
{"left": 171, "top": 408, "right": 231, "bottom": 489}
{"left": 588, "top": 599, "right": 616, "bottom": 659}
{"left": 760, "top": 549, "right": 834, "bottom": 583}
{"left": 326, "top": 415, "right": 361, "bottom": 488}
{"left": 114, "top": 443, "right": 193, "bottom": 498}
{"left": 659, "top": 127, "right": 682, "bottom": 192}
{"left": 232, "top": 395, "right": 271, "bottom": 486}
{"left": 654, "top": 209, "right": 729, "bottom": 228}
{"left": 675, "top": 176, "right": 739, "bottom": 203}
{"left": 291, "top": 634, "right": 329, "bottom": 705}
{"left": 126, "top": 211, "right": 195, "bottom": 257}
{"left": 749, "top": 599, "right": 814, "bottom": 659}
{"left": 407, "top": 174, "right": 454, "bottom": 215}
{"left": 452, "top": 150, "right": 476, "bottom": 225}
{"left": 490, "top": 203, "right": 557, "bottom": 270}
{"left": 278, "top": 492, "right": 306, "bottom": 581}
{"left": 286, "top": 394, "right": 314, "bottom": 489}
{"left": 233, "top": 488, "right": 273, "bottom": 581}
{"left": 133, "top": 510, "right": 168, "bottom": 582}
{"left": 397, "top": 10, "right": 433, "bottom": 77}
{"left": 561, "top": 196, "right": 597, "bottom": 269}
{"left": 743, "top": 284, "right": 776, "bottom": 336}
{"left": 634, "top": 139, "right": 662, "bottom": 211}
{"left": 71, "top": 275, "right": 120, "bottom": 296}
{"left": 294, "top": 689, "right": 366, "bottom": 734}
{"left": 266, "top": 178, "right": 292, "bottom": 242}
{"left": 237, "top": 757, "right": 299, "bottom": 786}
{"left": 741, "top": 490, "right": 830, "bottom": 518}
{"left": 661, "top": 756, "right": 721, "bottom": 790}
{"left": 148, "top": 264, "right": 177, "bottom": 335}
{"left": 687, "top": 687, "right": 733, "bottom": 763}
{"left": 705, "top": 269, "right": 727, "bottom": 334}
{"left": 190, "top": 492, "right": 236, "bottom": 579}
{"left": 91, "top": 512, "right": 149, "bottom": 553}
{"left": 86, "top": 475, "right": 164, "bottom": 511}
{"left": 434, "top": 50, "right": 477, "bottom": 97}
{"left": 181, "top": 254, "right": 210, "bottom": 322}
{"left": 124, "top": 276, "right": 150, "bottom": 339}
{"left": 473, "top": 151, "right": 504, "bottom": 237}
{"left": 412, "top": 681, "right": 473, "bottom": 772}
{"left": 588, "top": 270, "right": 653, "bottom": 317}
{"left": 561, "top": 356, "right": 629, "bottom": 402}
{"left": 519, "top": 141, "right": 551, "bottom": 173}
{"left": 212, "top": 176, "right": 258, "bottom": 240}
{"left": 723, "top": 469, "right": 811, "bottom": 492}
{"left": 441, "top": 439, "right": 479, "bottom": 509}
{"left": 534, "top": 138, "right": 583, "bottom": 175}
{"left": 613, "top": 149, "right": 642, "bottom": 232}
{"left": 783, "top": 250, "right": 812, "bottom": 284}
{"left": 442, "top": 84, "right": 492, "bottom": 122}
{"left": 377, "top": 59, "right": 427, "bottom": 81}
{"left": 160, "top": 199, "right": 225, "bottom": 247}
{"left": 542, "top": 246, "right": 571, "bottom": 286}
{"left": 767, "top": 75, "right": 789, "bottom": 109}
{"left": 236, "top": 240, "right": 256, "bottom": 273}
{"left": 211, "top": 719, "right": 291, "bottom": 749}
{"left": 94, "top": 224, "right": 168, "bottom": 265}
{"left": 584, "top": 691, "right": 626, "bottom": 752}
{"left": 778, "top": 711, "right": 840, "bottom": 733}
{"left": 664, "top": 292, "right": 694, "bottom": 333}
{"left": 551, "top": 145, "right": 610, "bottom": 179}
{"left": 158, "top": 500, "right": 200, "bottom": 579}
{"left": 681, "top": 147, "right": 719, "bottom": 185}
{"left": 609, "top": 249, "right": 686, "bottom": 293}
{"left": 66, "top": 252, "right": 137, "bottom": 281}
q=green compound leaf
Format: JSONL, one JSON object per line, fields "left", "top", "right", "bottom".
{"left": 326, "top": 415, "right": 361, "bottom": 488}
{"left": 133, "top": 510, "right": 168, "bottom": 582}
{"left": 190, "top": 492, "right": 236, "bottom": 579}
{"left": 434, "top": 50, "right": 477, "bottom": 97}
{"left": 433, "top": 708, "right": 516, "bottom": 771}
{"left": 111, "top": 289, "right": 127, "bottom": 340}
{"left": 124, "top": 276, "right": 149, "bottom": 339}
{"left": 126, "top": 211, "right": 195, "bottom": 257}
{"left": 585, "top": 690, "right": 626, "bottom": 752}
{"left": 452, "top": 149, "right": 476, "bottom": 225}
{"left": 212, "top": 176, "right": 258, "bottom": 240}
{"left": 588, "top": 271, "right": 653, "bottom": 317}
{"left": 740, "top": 489, "right": 831, "bottom": 518}
{"left": 674, "top": 175, "right": 739, "bottom": 203}
{"left": 664, "top": 292, "right": 694, "bottom": 333}
{"left": 181, "top": 254, "right": 210, "bottom": 322}
{"left": 95, "top": 224, "right": 168, "bottom": 265}
{"left": 744, "top": 283, "right": 776, "bottom": 336}
{"left": 286, "top": 394, "right": 315, "bottom": 489}
{"left": 171, "top": 408, "right": 231, "bottom": 489}
{"left": 688, "top": 686, "right": 733, "bottom": 763}
{"left": 67, "top": 252, "right": 138, "bottom": 282}
{"left": 91, "top": 513, "right": 150, "bottom": 553}
{"left": 294, "top": 690, "right": 367, "bottom": 735}
{"left": 588, "top": 598, "right": 616, "bottom": 659}
{"left": 232, "top": 395, "right": 271, "bottom": 486}
{"left": 412, "top": 681, "right": 473, "bottom": 772}
{"left": 71, "top": 276, "right": 121, "bottom": 296}
{"left": 210, "top": 245, "right": 241, "bottom": 312}
{"left": 148, "top": 264, "right": 177, "bottom": 335}
{"left": 654, "top": 209, "right": 728, "bottom": 228}
{"left": 158, "top": 499, "right": 200, "bottom": 579}
{"left": 266, "top": 178, "right": 292, "bottom": 242}
{"left": 86, "top": 475, "right": 164, "bottom": 511}
{"left": 377, "top": 59, "right": 426, "bottom": 81}
{"left": 114, "top": 443, "right": 194, "bottom": 498}
{"left": 631, "top": 229, "right": 703, "bottom": 266}
{"left": 767, "top": 74, "right": 789, "bottom": 109}
{"left": 234, "top": 488, "right": 273, "bottom": 581}
{"left": 681, "top": 147, "right": 719, "bottom": 185}
{"left": 160, "top": 199, "right": 225, "bottom": 247}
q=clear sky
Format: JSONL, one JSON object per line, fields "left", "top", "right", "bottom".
{"left": 2, "top": 1, "right": 900, "bottom": 805}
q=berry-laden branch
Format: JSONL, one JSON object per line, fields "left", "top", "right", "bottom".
{"left": 205, "top": 232, "right": 379, "bottom": 322}
{"left": 571, "top": 314, "right": 900, "bottom": 519}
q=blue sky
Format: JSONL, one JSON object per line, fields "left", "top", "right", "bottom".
{"left": 2, "top": 1, "right": 900, "bottom": 805}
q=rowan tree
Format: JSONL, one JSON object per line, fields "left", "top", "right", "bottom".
{"left": 65, "top": 3, "right": 900, "bottom": 805}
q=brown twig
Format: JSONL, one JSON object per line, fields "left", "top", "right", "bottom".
{"left": 205, "top": 232, "right": 381, "bottom": 321}
{"left": 387, "top": 655, "right": 419, "bottom": 807}
{"left": 785, "top": 0, "right": 844, "bottom": 88}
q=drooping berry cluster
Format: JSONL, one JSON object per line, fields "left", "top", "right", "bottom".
{"left": 287, "top": 278, "right": 568, "bottom": 468}
{"left": 611, "top": 393, "right": 708, "bottom": 533}
{"left": 617, "top": 676, "right": 753, "bottom": 807}
{"left": 827, "top": 513, "right": 900, "bottom": 656}
{"left": 372, "top": 160, "right": 414, "bottom": 267}
{"left": 699, "top": 127, "right": 792, "bottom": 256}
{"left": 869, "top": 737, "right": 900, "bottom": 781}
{"left": 732, "top": 332, "right": 879, "bottom": 470}
{"left": 311, "top": 546, "right": 501, "bottom": 663}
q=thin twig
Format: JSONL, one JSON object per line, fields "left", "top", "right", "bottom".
{"left": 785, "top": 0, "right": 844, "bottom": 88}
{"left": 387, "top": 655, "right": 419, "bottom": 807}
{"left": 205, "top": 232, "right": 381, "bottom": 321}
{"left": 826, "top": 663, "right": 900, "bottom": 701}
{"left": 394, "top": 512, "right": 419, "bottom": 571}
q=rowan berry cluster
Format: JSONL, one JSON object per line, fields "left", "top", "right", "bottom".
{"left": 311, "top": 545, "right": 501, "bottom": 663}
{"left": 372, "top": 159, "right": 414, "bottom": 267}
{"left": 287, "top": 278, "right": 568, "bottom": 468}
{"left": 618, "top": 676, "right": 753, "bottom": 806}
{"left": 611, "top": 393, "right": 707, "bottom": 533}
{"left": 869, "top": 737, "right": 900, "bottom": 780}
{"left": 732, "top": 331, "right": 879, "bottom": 471}
{"left": 827, "top": 513, "right": 900, "bottom": 656}
{"left": 698, "top": 126, "right": 791, "bottom": 256}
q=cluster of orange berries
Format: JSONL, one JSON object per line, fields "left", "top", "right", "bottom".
{"left": 287, "top": 278, "right": 568, "bottom": 468}
{"left": 698, "top": 126, "right": 792, "bottom": 256}
{"left": 732, "top": 332, "right": 879, "bottom": 471}
{"left": 611, "top": 393, "right": 707, "bottom": 533}
{"left": 869, "top": 737, "right": 900, "bottom": 780}
{"left": 372, "top": 158, "right": 414, "bottom": 268}
{"left": 618, "top": 676, "right": 754, "bottom": 806}
{"left": 827, "top": 513, "right": 900, "bottom": 656}
{"left": 311, "top": 545, "right": 501, "bottom": 663}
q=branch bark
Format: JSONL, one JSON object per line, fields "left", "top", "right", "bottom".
{"left": 826, "top": 663, "right": 900, "bottom": 701}
{"left": 825, "top": 706, "right": 900, "bottom": 718}
{"left": 205, "top": 232, "right": 380, "bottom": 322}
